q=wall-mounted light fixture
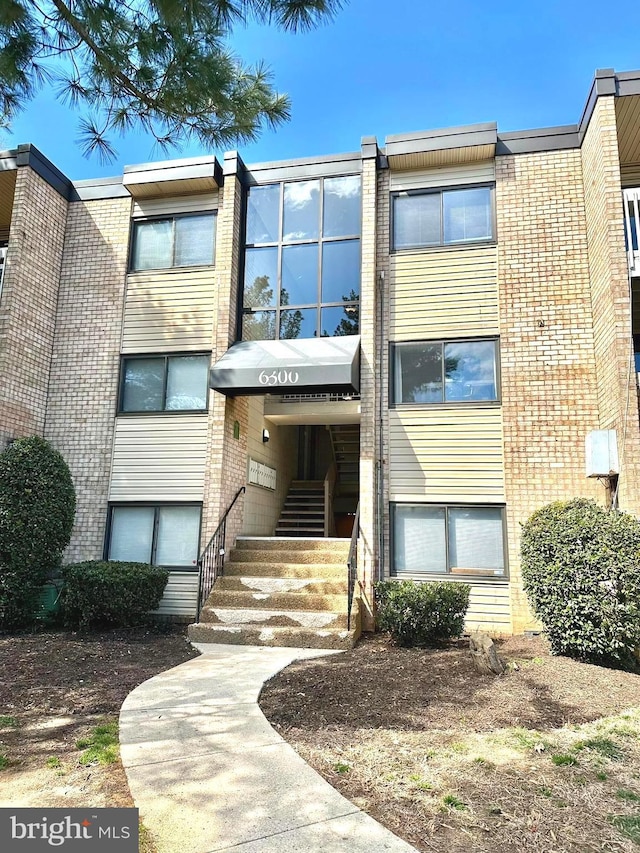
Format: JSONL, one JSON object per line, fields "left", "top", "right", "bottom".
{"left": 262, "top": 428, "right": 270, "bottom": 443}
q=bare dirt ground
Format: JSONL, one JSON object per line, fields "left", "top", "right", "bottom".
{"left": 260, "top": 634, "right": 640, "bottom": 853}
{"left": 0, "top": 628, "right": 199, "bottom": 851}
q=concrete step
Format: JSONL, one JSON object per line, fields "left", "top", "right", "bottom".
{"left": 199, "top": 606, "right": 348, "bottom": 630}
{"left": 187, "top": 622, "right": 358, "bottom": 650}
{"left": 234, "top": 537, "right": 350, "bottom": 553}
{"left": 216, "top": 576, "right": 348, "bottom": 595}
{"left": 206, "top": 589, "right": 348, "bottom": 612}
{"left": 280, "top": 509, "right": 325, "bottom": 516}
{"left": 224, "top": 560, "right": 347, "bottom": 578}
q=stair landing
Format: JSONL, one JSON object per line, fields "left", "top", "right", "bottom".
{"left": 188, "top": 537, "right": 360, "bottom": 650}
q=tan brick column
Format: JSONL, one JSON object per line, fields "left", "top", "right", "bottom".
{"left": 581, "top": 95, "right": 640, "bottom": 515}
{"left": 496, "top": 149, "right": 601, "bottom": 632}
{"left": 201, "top": 153, "right": 248, "bottom": 550}
{"left": 0, "top": 167, "right": 68, "bottom": 446}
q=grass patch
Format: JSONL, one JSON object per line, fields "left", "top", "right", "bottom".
{"left": 616, "top": 789, "right": 640, "bottom": 802}
{"left": 332, "top": 762, "right": 350, "bottom": 774}
{"left": 442, "top": 793, "right": 467, "bottom": 811}
{"left": 575, "top": 736, "right": 624, "bottom": 761}
{"left": 46, "top": 756, "right": 62, "bottom": 769}
{"left": 0, "top": 715, "right": 18, "bottom": 728}
{"left": 76, "top": 719, "right": 119, "bottom": 766}
{"left": 552, "top": 753, "right": 578, "bottom": 766}
{"left": 596, "top": 771, "right": 608, "bottom": 781}
{"left": 610, "top": 815, "right": 640, "bottom": 844}
{"left": 408, "top": 774, "right": 433, "bottom": 791}
{"left": 0, "top": 753, "right": 8, "bottom": 769}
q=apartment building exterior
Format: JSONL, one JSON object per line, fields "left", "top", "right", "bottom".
{"left": 1, "top": 67, "right": 639, "bottom": 637}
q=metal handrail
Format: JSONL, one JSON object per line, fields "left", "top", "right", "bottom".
{"left": 347, "top": 503, "right": 360, "bottom": 630}
{"left": 196, "top": 486, "right": 245, "bottom": 616}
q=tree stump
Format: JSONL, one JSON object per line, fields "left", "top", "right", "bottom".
{"left": 469, "top": 631, "right": 506, "bottom": 676}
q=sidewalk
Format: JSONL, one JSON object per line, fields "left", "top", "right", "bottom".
{"left": 119, "top": 643, "right": 418, "bottom": 853}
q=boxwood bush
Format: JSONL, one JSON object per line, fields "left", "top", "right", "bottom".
{"left": 521, "top": 498, "right": 640, "bottom": 668}
{"left": 0, "top": 436, "right": 75, "bottom": 628}
{"left": 375, "top": 580, "right": 471, "bottom": 647}
{"left": 61, "top": 561, "right": 169, "bottom": 630}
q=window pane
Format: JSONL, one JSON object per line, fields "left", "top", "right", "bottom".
{"left": 395, "top": 343, "right": 442, "bottom": 403}
{"left": 394, "top": 194, "right": 440, "bottom": 249}
{"left": 243, "top": 311, "right": 277, "bottom": 341}
{"left": 166, "top": 356, "right": 208, "bottom": 410}
{"left": 174, "top": 214, "right": 215, "bottom": 266}
{"left": 109, "top": 507, "right": 154, "bottom": 563}
{"left": 156, "top": 506, "right": 201, "bottom": 567}
{"left": 244, "top": 248, "right": 278, "bottom": 307}
{"left": 321, "top": 240, "right": 360, "bottom": 303}
{"left": 394, "top": 505, "right": 446, "bottom": 573}
{"left": 283, "top": 180, "right": 320, "bottom": 242}
{"left": 246, "top": 184, "right": 280, "bottom": 244}
{"left": 321, "top": 304, "right": 359, "bottom": 337}
{"left": 444, "top": 340, "right": 497, "bottom": 402}
{"left": 448, "top": 507, "right": 504, "bottom": 574}
{"left": 281, "top": 243, "right": 318, "bottom": 306}
{"left": 323, "top": 176, "right": 361, "bottom": 237}
{"left": 132, "top": 220, "right": 172, "bottom": 270}
{"left": 280, "top": 308, "right": 317, "bottom": 339}
{"left": 443, "top": 187, "right": 492, "bottom": 244}
{"left": 122, "top": 358, "right": 165, "bottom": 411}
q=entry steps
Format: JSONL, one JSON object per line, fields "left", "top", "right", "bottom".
{"left": 188, "top": 537, "right": 360, "bottom": 649}
{"left": 275, "top": 480, "right": 325, "bottom": 536}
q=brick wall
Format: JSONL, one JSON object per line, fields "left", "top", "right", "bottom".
{"left": 496, "top": 148, "right": 602, "bottom": 631}
{"left": 44, "top": 196, "right": 131, "bottom": 562}
{"left": 0, "top": 167, "right": 68, "bottom": 447}
{"left": 581, "top": 96, "right": 640, "bottom": 515}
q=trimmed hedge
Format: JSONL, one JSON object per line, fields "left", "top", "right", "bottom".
{"left": 0, "top": 436, "right": 75, "bottom": 628}
{"left": 521, "top": 498, "right": 640, "bottom": 668}
{"left": 61, "top": 561, "right": 169, "bottom": 630}
{"left": 375, "top": 580, "right": 471, "bottom": 647}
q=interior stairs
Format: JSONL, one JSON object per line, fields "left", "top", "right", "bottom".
{"left": 275, "top": 480, "right": 325, "bottom": 537}
{"left": 188, "top": 537, "right": 360, "bottom": 649}
{"left": 329, "top": 424, "right": 360, "bottom": 496}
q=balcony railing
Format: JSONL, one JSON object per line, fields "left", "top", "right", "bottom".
{"left": 0, "top": 246, "right": 6, "bottom": 299}
{"left": 623, "top": 188, "right": 640, "bottom": 277}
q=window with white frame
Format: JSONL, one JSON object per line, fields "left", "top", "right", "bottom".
{"left": 108, "top": 504, "right": 201, "bottom": 568}
{"left": 392, "top": 339, "right": 499, "bottom": 404}
{"left": 392, "top": 186, "right": 493, "bottom": 250}
{"left": 120, "top": 354, "right": 209, "bottom": 413}
{"left": 131, "top": 212, "right": 216, "bottom": 271}
{"left": 392, "top": 504, "right": 506, "bottom": 577}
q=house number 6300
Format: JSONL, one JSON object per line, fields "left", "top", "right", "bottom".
{"left": 258, "top": 369, "right": 300, "bottom": 385}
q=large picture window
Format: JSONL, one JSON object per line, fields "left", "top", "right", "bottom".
{"left": 392, "top": 186, "right": 493, "bottom": 250}
{"left": 242, "top": 175, "right": 361, "bottom": 341}
{"left": 131, "top": 212, "right": 216, "bottom": 271}
{"left": 392, "top": 339, "right": 499, "bottom": 405}
{"left": 392, "top": 503, "right": 506, "bottom": 577}
{"left": 108, "top": 504, "right": 201, "bottom": 568}
{"left": 120, "top": 354, "right": 209, "bottom": 412}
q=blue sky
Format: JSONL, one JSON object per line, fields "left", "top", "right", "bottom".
{"left": 3, "top": 0, "right": 640, "bottom": 181}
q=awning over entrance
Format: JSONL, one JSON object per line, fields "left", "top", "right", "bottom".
{"left": 210, "top": 336, "right": 360, "bottom": 396}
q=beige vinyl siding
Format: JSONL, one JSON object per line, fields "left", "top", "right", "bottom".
{"left": 132, "top": 192, "right": 219, "bottom": 217}
{"left": 390, "top": 245, "right": 498, "bottom": 339}
{"left": 620, "top": 164, "right": 640, "bottom": 186}
{"left": 151, "top": 571, "right": 199, "bottom": 619}
{"left": 389, "top": 160, "right": 495, "bottom": 191}
{"left": 122, "top": 267, "right": 215, "bottom": 352}
{"left": 389, "top": 406, "right": 505, "bottom": 502}
{"left": 467, "top": 582, "right": 511, "bottom": 633}
{"left": 110, "top": 414, "right": 208, "bottom": 500}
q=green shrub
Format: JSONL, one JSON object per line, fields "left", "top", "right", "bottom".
{"left": 61, "top": 561, "right": 168, "bottom": 630}
{"left": 375, "top": 580, "right": 470, "bottom": 647}
{"left": 0, "top": 436, "right": 75, "bottom": 628}
{"left": 521, "top": 498, "right": 640, "bottom": 668}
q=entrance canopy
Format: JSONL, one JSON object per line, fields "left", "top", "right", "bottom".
{"left": 210, "top": 336, "right": 360, "bottom": 396}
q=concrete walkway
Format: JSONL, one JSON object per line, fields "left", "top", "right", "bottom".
{"left": 120, "top": 643, "right": 418, "bottom": 853}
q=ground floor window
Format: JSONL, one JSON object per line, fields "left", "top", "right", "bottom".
{"left": 391, "top": 503, "right": 506, "bottom": 578}
{"left": 107, "top": 504, "right": 201, "bottom": 569}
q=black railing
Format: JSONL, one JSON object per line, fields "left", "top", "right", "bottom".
{"left": 196, "top": 486, "right": 245, "bottom": 616}
{"left": 347, "top": 503, "right": 360, "bottom": 630}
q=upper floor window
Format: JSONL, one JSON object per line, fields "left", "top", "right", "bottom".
{"left": 120, "top": 354, "right": 209, "bottom": 412}
{"left": 131, "top": 212, "right": 216, "bottom": 271}
{"left": 392, "top": 339, "right": 499, "bottom": 404}
{"left": 242, "top": 175, "right": 361, "bottom": 341}
{"left": 392, "top": 186, "right": 493, "bottom": 250}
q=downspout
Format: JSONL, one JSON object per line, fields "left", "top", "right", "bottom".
{"left": 376, "top": 268, "right": 385, "bottom": 581}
